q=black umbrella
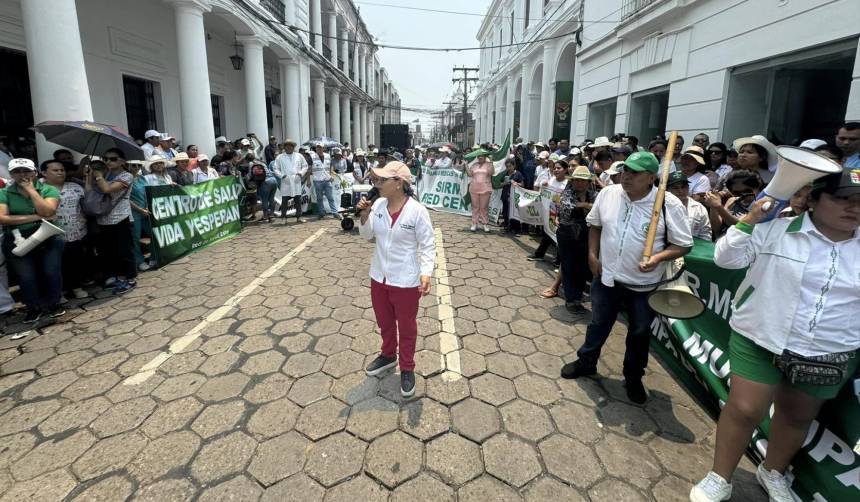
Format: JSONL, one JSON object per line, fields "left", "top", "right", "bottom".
{"left": 34, "top": 120, "right": 145, "bottom": 160}
{"left": 302, "top": 136, "right": 344, "bottom": 150}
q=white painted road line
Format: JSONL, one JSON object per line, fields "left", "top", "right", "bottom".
{"left": 433, "top": 227, "right": 462, "bottom": 381}
{"left": 124, "top": 228, "right": 327, "bottom": 385}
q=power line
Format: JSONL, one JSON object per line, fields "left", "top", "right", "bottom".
{"left": 354, "top": 1, "right": 619, "bottom": 24}
{"left": 287, "top": 24, "right": 579, "bottom": 52}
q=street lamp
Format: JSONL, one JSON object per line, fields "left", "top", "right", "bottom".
{"left": 230, "top": 33, "right": 244, "bottom": 71}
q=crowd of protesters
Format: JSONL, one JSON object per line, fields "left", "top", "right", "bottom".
{"left": 439, "top": 122, "right": 858, "bottom": 502}
{"left": 0, "top": 127, "right": 391, "bottom": 325}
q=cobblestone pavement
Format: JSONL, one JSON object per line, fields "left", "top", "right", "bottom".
{"left": 0, "top": 211, "right": 767, "bottom": 501}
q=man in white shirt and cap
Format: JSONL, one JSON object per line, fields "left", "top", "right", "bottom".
{"left": 142, "top": 130, "right": 161, "bottom": 159}
{"left": 435, "top": 147, "right": 452, "bottom": 169}
{"left": 561, "top": 151, "right": 693, "bottom": 404}
{"left": 273, "top": 139, "right": 309, "bottom": 223}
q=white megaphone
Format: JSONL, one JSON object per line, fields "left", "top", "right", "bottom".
{"left": 12, "top": 220, "right": 65, "bottom": 257}
{"left": 755, "top": 146, "right": 843, "bottom": 222}
{"left": 648, "top": 258, "right": 706, "bottom": 319}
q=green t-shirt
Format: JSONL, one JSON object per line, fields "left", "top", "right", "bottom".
{"left": 0, "top": 180, "right": 61, "bottom": 235}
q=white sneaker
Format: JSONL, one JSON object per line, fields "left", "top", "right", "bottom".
{"left": 483, "top": 225, "right": 490, "bottom": 232}
{"left": 104, "top": 277, "right": 117, "bottom": 287}
{"left": 690, "top": 472, "right": 732, "bottom": 502}
{"left": 138, "top": 262, "right": 151, "bottom": 272}
{"left": 756, "top": 464, "right": 795, "bottom": 502}
{"left": 470, "top": 225, "right": 477, "bottom": 232}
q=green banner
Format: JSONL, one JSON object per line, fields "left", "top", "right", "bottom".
{"left": 553, "top": 81, "right": 573, "bottom": 139}
{"left": 652, "top": 239, "right": 860, "bottom": 501}
{"left": 146, "top": 176, "right": 244, "bottom": 266}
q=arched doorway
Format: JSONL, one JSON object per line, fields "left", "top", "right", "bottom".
{"left": 553, "top": 42, "right": 577, "bottom": 141}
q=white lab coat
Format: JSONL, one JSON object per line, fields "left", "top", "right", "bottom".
{"left": 273, "top": 152, "right": 308, "bottom": 197}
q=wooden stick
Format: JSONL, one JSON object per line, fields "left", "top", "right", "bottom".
{"left": 641, "top": 131, "right": 678, "bottom": 263}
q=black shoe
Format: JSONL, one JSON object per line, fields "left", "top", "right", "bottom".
{"left": 23, "top": 309, "right": 42, "bottom": 323}
{"left": 526, "top": 254, "right": 544, "bottom": 261}
{"left": 400, "top": 371, "right": 416, "bottom": 397}
{"left": 565, "top": 302, "right": 588, "bottom": 315}
{"left": 625, "top": 378, "right": 648, "bottom": 404}
{"left": 560, "top": 359, "right": 597, "bottom": 379}
{"left": 365, "top": 355, "right": 397, "bottom": 376}
{"left": 46, "top": 305, "right": 66, "bottom": 318}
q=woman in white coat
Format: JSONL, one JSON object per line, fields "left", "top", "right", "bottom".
{"left": 356, "top": 161, "right": 435, "bottom": 397}
{"left": 273, "top": 140, "right": 309, "bottom": 224}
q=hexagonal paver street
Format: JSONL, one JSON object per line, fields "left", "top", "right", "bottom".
{"left": 0, "top": 212, "right": 766, "bottom": 501}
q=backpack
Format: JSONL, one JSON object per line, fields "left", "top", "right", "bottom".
{"left": 251, "top": 163, "right": 267, "bottom": 183}
{"left": 82, "top": 186, "right": 128, "bottom": 217}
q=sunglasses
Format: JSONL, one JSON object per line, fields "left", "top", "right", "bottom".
{"left": 104, "top": 156, "right": 120, "bottom": 162}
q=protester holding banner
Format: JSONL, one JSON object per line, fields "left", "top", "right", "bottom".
{"left": 500, "top": 158, "right": 524, "bottom": 233}
{"left": 561, "top": 152, "right": 693, "bottom": 404}
{"left": 691, "top": 171, "right": 860, "bottom": 502}
{"left": 190, "top": 155, "right": 219, "bottom": 183}
{"left": 272, "top": 140, "right": 308, "bottom": 224}
{"left": 467, "top": 151, "right": 494, "bottom": 232}
{"left": 0, "top": 158, "right": 63, "bottom": 322}
{"left": 555, "top": 166, "right": 597, "bottom": 314}
{"left": 357, "top": 161, "right": 435, "bottom": 398}
{"left": 144, "top": 156, "right": 173, "bottom": 186}
{"left": 528, "top": 161, "right": 569, "bottom": 265}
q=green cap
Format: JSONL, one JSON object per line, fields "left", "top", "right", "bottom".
{"left": 622, "top": 151, "right": 659, "bottom": 174}
{"left": 666, "top": 171, "right": 688, "bottom": 186}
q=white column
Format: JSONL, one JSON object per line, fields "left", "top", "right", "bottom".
{"left": 340, "top": 94, "right": 352, "bottom": 145}
{"left": 351, "top": 100, "right": 361, "bottom": 148}
{"left": 328, "top": 86, "right": 341, "bottom": 142}
{"left": 539, "top": 44, "right": 558, "bottom": 140}
{"left": 281, "top": 59, "right": 301, "bottom": 141}
{"left": 326, "top": 10, "right": 338, "bottom": 67}
{"left": 285, "top": 0, "right": 296, "bottom": 26}
{"left": 21, "top": 0, "right": 94, "bottom": 159}
{"left": 351, "top": 34, "right": 359, "bottom": 82}
{"left": 494, "top": 87, "right": 505, "bottom": 143}
{"left": 358, "top": 48, "right": 366, "bottom": 93}
{"left": 506, "top": 75, "right": 517, "bottom": 140}
{"left": 312, "top": 77, "right": 326, "bottom": 137}
{"left": 338, "top": 28, "right": 349, "bottom": 73}
{"left": 475, "top": 98, "right": 483, "bottom": 142}
{"left": 163, "top": 0, "right": 216, "bottom": 155}
{"left": 240, "top": 37, "right": 269, "bottom": 141}
{"left": 359, "top": 102, "right": 368, "bottom": 148}
{"left": 519, "top": 65, "right": 531, "bottom": 140}
{"left": 310, "top": 0, "right": 322, "bottom": 52}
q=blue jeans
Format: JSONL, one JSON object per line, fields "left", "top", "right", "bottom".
{"left": 313, "top": 179, "right": 337, "bottom": 216}
{"left": 576, "top": 278, "right": 655, "bottom": 380}
{"left": 258, "top": 178, "right": 278, "bottom": 216}
{"left": 2, "top": 233, "right": 64, "bottom": 311}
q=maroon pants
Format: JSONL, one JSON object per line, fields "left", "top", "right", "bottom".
{"left": 370, "top": 279, "right": 421, "bottom": 371}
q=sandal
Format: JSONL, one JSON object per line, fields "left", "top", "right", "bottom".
{"left": 541, "top": 288, "right": 558, "bottom": 299}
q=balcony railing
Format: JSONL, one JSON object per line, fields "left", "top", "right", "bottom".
{"left": 261, "top": 0, "right": 286, "bottom": 23}
{"left": 621, "top": 0, "right": 658, "bottom": 19}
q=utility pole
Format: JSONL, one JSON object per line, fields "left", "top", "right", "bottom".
{"left": 452, "top": 66, "right": 479, "bottom": 148}
{"left": 443, "top": 101, "right": 458, "bottom": 143}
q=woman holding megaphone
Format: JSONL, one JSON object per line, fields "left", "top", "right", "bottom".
{"left": 691, "top": 170, "right": 860, "bottom": 502}
{"left": 0, "top": 158, "right": 63, "bottom": 322}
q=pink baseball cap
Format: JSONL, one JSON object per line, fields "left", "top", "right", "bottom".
{"left": 371, "top": 161, "right": 413, "bottom": 183}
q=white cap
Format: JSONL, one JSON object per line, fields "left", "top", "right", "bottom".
{"left": 145, "top": 129, "right": 161, "bottom": 139}
{"left": 606, "top": 161, "right": 624, "bottom": 175}
{"left": 159, "top": 133, "right": 174, "bottom": 141}
{"left": 799, "top": 139, "right": 827, "bottom": 150}
{"left": 240, "top": 138, "right": 251, "bottom": 146}
{"left": 8, "top": 158, "right": 36, "bottom": 171}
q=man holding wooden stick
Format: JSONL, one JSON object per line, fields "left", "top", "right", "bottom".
{"left": 561, "top": 133, "right": 693, "bottom": 404}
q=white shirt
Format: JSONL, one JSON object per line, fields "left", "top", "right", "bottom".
{"left": 359, "top": 197, "right": 436, "bottom": 288}
{"left": 685, "top": 198, "right": 712, "bottom": 241}
{"left": 142, "top": 143, "right": 157, "bottom": 160}
{"left": 435, "top": 157, "right": 452, "bottom": 169}
{"left": 0, "top": 150, "right": 12, "bottom": 179}
{"left": 534, "top": 166, "right": 551, "bottom": 187}
{"left": 687, "top": 171, "right": 711, "bottom": 195}
{"left": 144, "top": 173, "right": 173, "bottom": 186}
{"left": 546, "top": 177, "right": 567, "bottom": 192}
{"left": 190, "top": 167, "right": 219, "bottom": 184}
{"left": 311, "top": 153, "right": 332, "bottom": 182}
{"left": 273, "top": 152, "right": 308, "bottom": 197}
{"left": 586, "top": 185, "right": 693, "bottom": 288}
{"left": 716, "top": 214, "right": 860, "bottom": 356}
{"left": 788, "top": 216, "right": 859, "bottom": 354}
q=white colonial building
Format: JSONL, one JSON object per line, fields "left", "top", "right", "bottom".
{"left": 0, "top": 0, "right": 401, "bottom": 159}
{"left": 474, "top": 0, "right": 860, "bottom": 146}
